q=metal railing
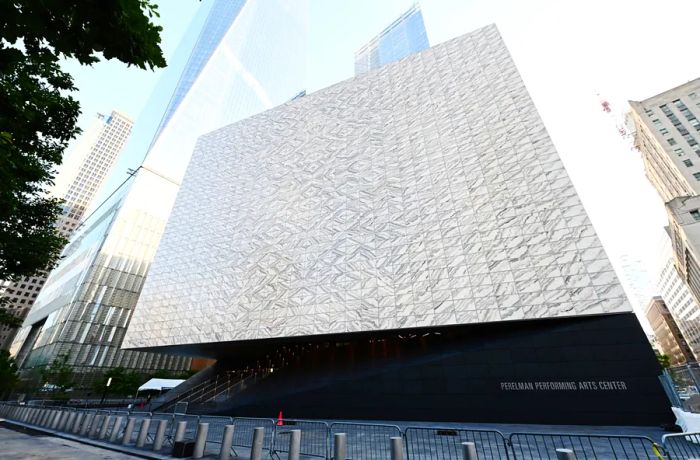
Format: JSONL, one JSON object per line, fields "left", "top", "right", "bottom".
{"left": 273, "top": 419, "right": 329, "bottom": 459}
{"left": 662, "top": 431, "right": 700, "bottom": 459}
{"left": 508, "top": 432, "right": 664, "bottom": 459}
{"left": 198, "top": 415, "right": 235, "bottom": 454}
{"left": 330, "top": 422, "right": 402, "bottom": 460}
{"left": 231, "top": 416, "right": 276, "bottom": 454}
{"left": 404, "top": 426, "right": 510, "bottom": 460}
{"left": 0, "top": 402, "right": 675, "bottom": 459}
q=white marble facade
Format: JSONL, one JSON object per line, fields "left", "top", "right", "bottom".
{"left": 123, "top": 24, "right": 631, "bottom": 350}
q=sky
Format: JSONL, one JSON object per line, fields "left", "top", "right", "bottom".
{"left": 59, "top": 0, "right": 700, "bottom": 331}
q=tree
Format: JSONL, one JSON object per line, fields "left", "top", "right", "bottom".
{"left": 0, "top": 0, "right": 167, "bottom": 328}
{"left": 93, "top": 367, "right": 148, "bottom": 396}
{"left": 656, "top": 350, "right": 672, "bottom": 369}
{"left": 0, "top": 350, "right": 19, "bottom": 396}
{"left": 0, "top": 302, "right": 23, "bottom": 328}
{"left": 40, "top": 352, "right": 74, "bottom": 391}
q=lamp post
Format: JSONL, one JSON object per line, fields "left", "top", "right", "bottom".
{"left": 100, "top": 377, "right": 112, "bottom": 406}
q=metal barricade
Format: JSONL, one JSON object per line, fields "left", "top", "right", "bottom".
{"left": 173, "top": 401, "right": 189, "bottom": 414}
{"left": 330, "top": 422, "right": 402, "bottom": 460}
{"left": 166, "top": 413, "right": 200, "bottom": 444}
{"left": 146, "top": 412, "right": 175, "bottom": 442}
{"left": 404, "top": 426, "right": 509, "bottom": 460}
{"left": 100, "top": 412, "right": 123, "bottom": 440}
{"left": 508, "top": 432, "right": 665, "bottom": 459}
{"left": 273, "top": 419, "right": 330, "bottom": 459}
{"left": 198, "top": 415, "right": 234, "bottom": 454}
{"left": 232, "top": 417, "right": 276, "bottom": 454}
{"left": 663, "top": 431, "right": 700, "bottom": 459}
{"left": 115, "top": 411, "right": 151, "bottom": 444}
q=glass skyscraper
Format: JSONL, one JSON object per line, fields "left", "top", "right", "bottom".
{"left": 149, "top": 0, "right": 247, "bottom": 150}
{"left": 354, "top": 3, "right": 429, "bottom": 75}
{"left": 11, "top": 0, "right": 308, "bottom": 386}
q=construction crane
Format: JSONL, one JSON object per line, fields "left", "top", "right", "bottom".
{"left": 598, "top": 93, "right": 633, "bottom": 141}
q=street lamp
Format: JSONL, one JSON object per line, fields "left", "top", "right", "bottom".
{"left": 100, "top": 377, "right": 112, "bottom": 405}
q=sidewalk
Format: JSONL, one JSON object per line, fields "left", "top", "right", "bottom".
{"left": 0, "top": 423, "right": 143, "bottom": 460}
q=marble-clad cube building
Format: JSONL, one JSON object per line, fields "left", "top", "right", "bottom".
{"left": 124, "top": 25, "right": 670, "bottom": 425}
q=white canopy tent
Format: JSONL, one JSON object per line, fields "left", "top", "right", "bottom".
{"left": 137, "top": 378, "right": 185, "bottom": 393}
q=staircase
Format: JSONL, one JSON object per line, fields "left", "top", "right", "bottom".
{"left": 155, "top": 342, "right": 311, "bottom": 414}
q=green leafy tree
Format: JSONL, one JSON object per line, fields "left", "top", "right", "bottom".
{"left": 656, "top": 350, "right": 672, "bottom": 369}
{"left": 0, "top": 350, "right": 19, "bottom": 396}
{"left": 0, "top": 1, "right": 166, "bottom": 328}
{"left": 93, "top": 367, "right": 149, "bottom": 396}
{"left": 0, "top": 301, "right": 23, "bottom": 328}
{"left": 40, "top": 353, "right": 74, "bottom": 391}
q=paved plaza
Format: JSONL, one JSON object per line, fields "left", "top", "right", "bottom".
{"left": 0, "top": 423, "right": 142, "bottom": 460}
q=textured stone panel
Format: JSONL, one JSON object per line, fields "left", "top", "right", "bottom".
{"left": 123, "top": 24, "right": 630, "bottom": 349}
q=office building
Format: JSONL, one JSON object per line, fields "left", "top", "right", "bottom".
{"left": 9, "top": 0, "right": 308, "bottom": 386}
{"left": 0, "top": 111, "right": 133, "bottom": 350}
{"left": 666, "top": 195, "right": 700, "bottom": 306}
{"left": 658, "top": 240, "right": 700, "bottom": 360}
{"left": 629, "top": 80, "right": 700, "bottom": 309}
{"left": 124, "top": 25, "right": 670, "bottom": 425}
{"left": 646, "top": 296, "right": 694, "bottom": 365}
{"left": 628, "top": 79, "right": 700, "bottom": 204}
{"left": 354, "top": 3, "right": 429, "bottom": 75}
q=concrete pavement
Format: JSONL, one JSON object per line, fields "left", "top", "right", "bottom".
{"left": 0, "top": 423, "right": 143, "bottom": 460}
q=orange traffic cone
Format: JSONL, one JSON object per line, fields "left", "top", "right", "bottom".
{"left": 277, "top": 411, "right": 283, "bottom": 426}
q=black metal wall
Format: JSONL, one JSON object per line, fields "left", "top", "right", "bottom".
{"left": 203, "top": 313, "right": 673, "bottom": 426}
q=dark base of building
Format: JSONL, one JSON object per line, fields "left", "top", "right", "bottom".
{"left": 167, "top": 313, "right": 674, "bottom": 426}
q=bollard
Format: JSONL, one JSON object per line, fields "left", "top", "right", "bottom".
{"left": 121, "top": 417, "right": 136, "bottom": 445}
{"left": 462, "top": 442, "right": 478, "bottom": 460}
{"left": 99, "top": 416, "right": 112, "bottom": 440}
{"left": 81, "top": 413, "right": 95, "bottom": 436}
{"left": 43, "top": 410, "right": 52, "bottom": 427}
{"left": 153, "top": 419, "right": 168, "bottom": 452}
{"left": 288, "top": 429, "right": 301, "bottom": 460}
{"left": 173, "top": 420, "right": 187, "bottom": 443}
{"left": 334, "top": 433, "right": 347, "bottom": 460}
{"left": 72, "top": 412, "right": 85, "bottom": 434}
{"left": 250, "top": 427, "right": 264, "bottom": 460}
{"left": 136, "top": 418, "right": 151, "bottom": 448}
{"left": 32, "top": 409, "right": 42, "bottom": 425}
{"left": 390, "top": 436, "right": 403, "bottom": 460}
{"left": 58, "top": 411, "right": 70, "bottom": 431}
{"left": 110, "top": 416, "right": 124, "bottom": 443}
{"left": 51, "top": 411, "right": 62, "bottom": 429}
{"left": 42, "top": 410, "right": 53, "bottom": 427}
{"left": 90, "top": 414, "right": 104, "bottom": 438}
{"left": 48, "top": 410, "right": 58, "bottom": 428}
{"left": 43, "top": 410, "right": 54, "bottom": 427}
{"left": 193, "top": 422, "right": 209, "bottom": 459}
{"left": 66, "top": 412, "right": 77, "bottom": 432}
{"left": 218, "top": 425, "right": 235, "bottom": 460}
{"left": 556, "top": 448, "right": 576, "bottom": 460}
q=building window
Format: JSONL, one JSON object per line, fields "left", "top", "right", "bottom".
{"left": 669, "top": 138, "right": 677, "bottom": 145}
{"left": 691, "top": 210, "right": 700, "bottom": 221}
{"left": 694, "top": 172, "right": 700, "bottom": 181}
{"left": 675, "top": 148, "right": 685, "bottom": 156}
{"left": 691, "top": 93, "right": 698, "bottom": 100}
{"left": 684, "top": 159, "right": 694, "bottom": 167}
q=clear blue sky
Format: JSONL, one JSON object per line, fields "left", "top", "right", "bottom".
{"left": 62, "top": 0, "right": 700, "bottom": 329}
